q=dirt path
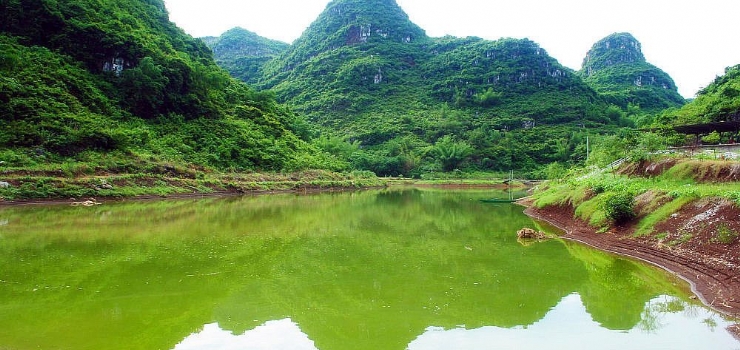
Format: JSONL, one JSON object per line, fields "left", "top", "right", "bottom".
{"left": 520, "top": 199, "right": 740, "bottom": 319}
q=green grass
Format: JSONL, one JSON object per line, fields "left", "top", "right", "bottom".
{"left": 0, "top": 165, "right": 388, "bottom": 201}
{"left": 574, "top": 196, "right": 608, "bottom": 227}
{"left": 669, "top": 232, "right": 694, "bottom": 246}
{"left": 533, "top": 181, "right": 592, "bottom": 209}
{"left": 634, "top": 197, "right": 695, "bottom": 237}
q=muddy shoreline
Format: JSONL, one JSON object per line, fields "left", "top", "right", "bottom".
{"left": 520, "top": 198, "right": 740, "bottom": 319}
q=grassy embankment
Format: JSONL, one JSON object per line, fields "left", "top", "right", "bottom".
{"left": 0, "top": 153, "right": 521, "bottom": 202}
{"left": 0, "top": 155, "right": 387, "bottom": 201}
{"left": 531, "top": 157, "right": 740, "bottom": 238}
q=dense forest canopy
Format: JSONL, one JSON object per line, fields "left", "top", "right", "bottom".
{"left": 0, "top": 0, "right": 341, "bottom": 171}
{"left": 2, "top": 0, "right": 737, "bottom": 179}
{"left": 642, "top": 64, "right": 740, "bottom": 148}
{"left": 664, "top": 64, "right": 740, "bottom": 125}
{"left": 203, "top": 0, "right": 691, "bottom": 176}
{"left": 201, "top": 27, "right": 289, "bottom": 85}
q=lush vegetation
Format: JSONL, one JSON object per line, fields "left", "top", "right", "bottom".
{"left": 534, "top": 156, "right": 740, "bottom": 232}
{"left": 3, "top": 0, "right": 738, "bottom": 200}
{"left": 533, "top": 61, "right": 740, "bottom": 229}
{"left": 201, "top": 27, "right": 289, "bottom": 85}
{"left": 529, "top": 53, "right": 740, "bottom": 241}
{"left": 532, "top": 59, "right": 740, "bottom": 229}
{"left": 257, "top": 2, "right": 618, "bottom": 177}
{"left": 658, "top": 64, "right": 740, "bottom": 126}
{"left": 0, "top": 0, "right": 350, "bottom": 192}
{"left": 207, "top": 1, "right": 691, "bottom": 178}
{"left": 579, "top": 33, "right": 685, "bottom": 113}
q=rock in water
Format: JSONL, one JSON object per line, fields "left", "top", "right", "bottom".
{"left": 517, "top": 228, "right": 548, "bottom": 240}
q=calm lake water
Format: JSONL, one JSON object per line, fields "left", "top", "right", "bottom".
{"left": 0, "top": 188, "right": 737, "bottom": 350}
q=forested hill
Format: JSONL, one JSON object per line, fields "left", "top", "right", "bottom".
{"left": 0, "top": 0, "right": 698, "bottom": 181}
{"left": 579, "top": 32, "right": 685, "bottom": 112}
{"left": 0, "top": 0, "right": 339, "bottom": 171}
{"left": 256, "top": 0, "right": 606, "bottom": 128}
{"left": 201, "top": 27, "right": 289, "bottom": 85}
{"left": 656, "top": 64, "right": 740, "bottom": 127}
{"left": 206, "top": 0, "right": 632, "bottom": 176}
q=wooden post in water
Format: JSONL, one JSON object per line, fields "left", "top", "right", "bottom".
{"left": 508, "top": 169, "right": 513, "bottom": 201}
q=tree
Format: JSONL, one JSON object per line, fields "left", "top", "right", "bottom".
{"left": 701, "top": 131, "right": 721, "bottom": 145}
{"left": 120, "top": 57, "right": 168, "bottom": 118}
{"left": 475, "top": 88, "right": 502, "bottom": 107}
{"left": 430, "top": 135, "right": 472, "bottom": 171}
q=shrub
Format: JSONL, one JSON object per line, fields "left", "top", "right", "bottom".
{"left": 544, "top": 162, "right": 568, "bottom": 180}
{"left": 601, "top": 192, "right": 636, "bottom": 225}
{"left": 701, "top": 131, "right": 721, "bottom": 145}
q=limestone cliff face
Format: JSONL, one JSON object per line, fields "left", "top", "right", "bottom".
{"left": 579, "top": 32, "right": 685, "bottom": 110}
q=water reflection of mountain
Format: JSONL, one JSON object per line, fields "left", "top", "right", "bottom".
{"left": 0, "top": 190, "right": 721, "bottom": 350}
{"left": 178, "top": 295, "right": 736, "bottom": 350}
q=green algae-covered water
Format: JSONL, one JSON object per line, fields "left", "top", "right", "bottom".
{"left": 0, "top": 188, "right": 736, "bottom": 349}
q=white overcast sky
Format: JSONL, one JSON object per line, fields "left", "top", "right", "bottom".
{"left": 164, "top": 0, "right": 740, "bottom": 98}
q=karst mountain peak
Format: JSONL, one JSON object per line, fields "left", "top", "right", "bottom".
{"left": 301, "top": 0, "right": 427, "bottom": 43}
{"left": 582, "top": 32, "right": 646, "bottom": 75}
{"left": 579, "top": 32, "right": 684, "bottom": 111}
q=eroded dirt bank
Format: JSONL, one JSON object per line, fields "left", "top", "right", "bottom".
{"left": 521, "top": 198, "right": 740, "bottom": 319}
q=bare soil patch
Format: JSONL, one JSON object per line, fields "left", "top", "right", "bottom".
{"left": 617, "top": 158, "right": 678, "bottom": 178}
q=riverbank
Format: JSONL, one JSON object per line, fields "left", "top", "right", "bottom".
{"left": 0, "top": 169, "right": 388, "bottom": 204}
{"left": 520, "top": 197, "right": 740, "bottom": 319}
{"left": 0, "top": 167, "right": 518, "bottom": 204}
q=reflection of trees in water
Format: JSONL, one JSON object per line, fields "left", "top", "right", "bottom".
{"left": 682, "top": 301, "right": 702, "bottom": 319}
{"left": 639, "top": 296, "right": 684, "bottom": 333}
{"left": 638, "top": 301, "right": 665, "bottom": 333}
{"left": 703, "top": 317, "right": 718, "bottom": 332}
{"left": 655, "top": 297, "right": 686, "bottom": 313}
{"left": 3, "top": 190, "right": 727, "bottom": 350}
{"left": 567, "top": 244, "right": 668, "bottom": 331}
{"left": 638, "top": 296, "right": 720, "bottom": 334}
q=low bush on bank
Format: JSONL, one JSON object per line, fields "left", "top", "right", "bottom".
{"left": 601, "top": 192, "right": 636, "bottom": 225}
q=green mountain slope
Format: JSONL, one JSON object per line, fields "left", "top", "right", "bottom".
{"left": 258, "top": 0, "right": 430, "bottom": 120}
{"left": 202, "top": 27, "right": 289, "bottom": 84}
{"left": 420, "top": 36, "right": 603, "bottom": 125}
{"left": 231, "top": 0, "right": 623, "bottom": 176}
{"left": 258, "top": 0, "right": 605, "bottom": 126}
{"left": 0, "top": 0, "right": 337, "bottom": 171}
{"left": 579, "top": 32, "right": 685, "bottom": 111}
{"left": 658, "top": 64, "right": 740, "bottom": 126}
